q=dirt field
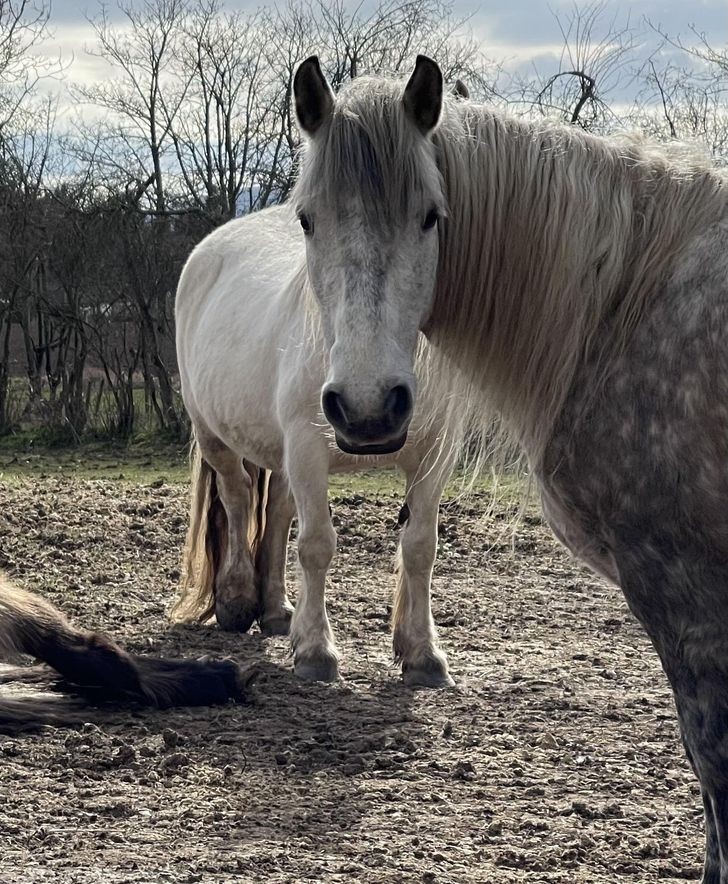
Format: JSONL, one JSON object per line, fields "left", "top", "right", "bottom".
{"left": 0, "top": 468, "right": 705, "bottom": 883}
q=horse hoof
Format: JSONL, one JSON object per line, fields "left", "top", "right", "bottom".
{"left": 215, "top": 601, "right": 258, "bottom": 633}
{"left": 402, "top": 662, "right": 454, "bottom": 689}
{"left": 294, "top": 654, "right": 339, "bottom": 682}
{"left": 259, "top": 611, "right": 292, "bottom": 637}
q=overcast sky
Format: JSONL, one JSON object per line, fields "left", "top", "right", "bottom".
{"left": 33, "top": 0, "right": 728, "bottom": 106}
{"left": 41, "top": 0, "right": 728, "bottom": 35}
{"left": 469, "top": 0, "right": 727, "bottom": 52}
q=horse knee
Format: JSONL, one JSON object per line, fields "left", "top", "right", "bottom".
{"left": 400, "top": 512, "right": 437, "bottom": 568}
{"left": 297, "top": 524, "right": 336, "bottom": 574}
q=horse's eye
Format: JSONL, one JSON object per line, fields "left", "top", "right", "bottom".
{"left": 422, "top": 208, "right": 439, "bottom": 231}
{"left": 299, "top": 213, "right": 314, "bottom": 235}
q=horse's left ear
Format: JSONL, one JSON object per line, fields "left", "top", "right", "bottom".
{"left": 294, "top": 56, "right": 335, "bottom": 137}
{"left": 403, "top": 55, "right": 443, "bottom": 135}
{"left": 452, "top": 79, "right": 469, "bottom": 100}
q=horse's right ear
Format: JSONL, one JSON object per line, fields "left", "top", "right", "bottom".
{"left": 294, "top": 56, "right": 334, "bottom": 137}
{"left": 403, "top": 55, "right": 443, "bottom": 135}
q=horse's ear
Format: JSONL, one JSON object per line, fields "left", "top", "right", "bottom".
{"left": 452, "top": 79, "right": 469, "bottom": 100}
{"left": 403, "top": 55, "right": 443, "bottom": 135}
{"left": 294, "top": 56, "right": 334, "bottom": 137}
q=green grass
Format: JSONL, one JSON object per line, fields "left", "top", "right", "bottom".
{"left": 0, "top": 432, "right": 190, "bottom": 484}
{"left": 328, "top": 466, "right": 524, "bottom": 502}
{"left": 1, "top": 381, "right": 527, "bottom": 499}
{"left": 3, "top": 379, "right": 177, "bottom": 429}
{"left": 0, "top": 433, "right": 528, "bottom": 505}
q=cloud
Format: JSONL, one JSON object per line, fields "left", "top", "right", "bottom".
{"left": 24, "top": 0, "right": 728, "bottom": 120}
{"left": 32, "top": 22, "right": 113, "bottom": 85}
{"left": 471, "top": 0, "right": 728, "bottom": 51}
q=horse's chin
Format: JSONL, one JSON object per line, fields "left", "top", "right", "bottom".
{"left": 334, "top": 431, "right": 408, "bottom": 456}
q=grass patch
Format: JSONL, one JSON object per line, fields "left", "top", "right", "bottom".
{"left": 0, "top": 435, "right": 529, "bottom": 507}
{"left": 0, "top": 433, "right": 189, "bottom": 484}
{"left": 329, "top": 466, "right": 525, "bottom": 503}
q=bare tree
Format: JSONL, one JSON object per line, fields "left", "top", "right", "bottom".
{"left": 0, "top": 0, "right": 61, "bottom": 131}
{"left": 636, "top": 24, "right": 728, "bottom": 164}
{"left": 166, "top": 1, "right": 282, "bottom": 221}
{"left": 512, "top": 1, "right": 638, "bottom": 129}
{"left": 307, "top": 0, "right": 495, "bottom": 94}
{"left": 0, "top": 97, "right": 58, "bottom": 430}
{"left": 78, "top": 0, "right": 190, "bottom": 213}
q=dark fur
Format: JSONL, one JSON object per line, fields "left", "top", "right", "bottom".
{"left": 0, "top": 574, "right": 251, "bottom": 730}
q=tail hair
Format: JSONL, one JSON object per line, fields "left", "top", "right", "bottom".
{"left": 0, "top": 573, "right": 252, "bottom": 731}
{"left": 171, "top": 438, "right": 267, "bottom": 624}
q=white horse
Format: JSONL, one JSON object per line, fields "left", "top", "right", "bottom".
{"left": 291, "top": 55, "right": 728, "bottom": 879}
{"left": 172, "top": 205, "right": 459, "bottom": 686}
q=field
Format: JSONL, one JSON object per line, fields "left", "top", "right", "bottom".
{"left": 0, "top": 447, "right": 705, "bottom": 883}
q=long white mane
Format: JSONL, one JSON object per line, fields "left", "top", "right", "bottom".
{"left": 294, "top": 76, "right": 728, "bottom": 467}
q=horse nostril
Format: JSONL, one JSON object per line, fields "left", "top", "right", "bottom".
{"left": 322, "top": 388, "right": 350, "bottom": 429}
{"left": 384, "top": 385, "right": 412, "bottom": 424}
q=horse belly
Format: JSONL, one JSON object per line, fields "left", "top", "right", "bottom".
{"left": 186, "top": 345, "right": 286, "bottom": 471}
{"left": 539, "top": 487, "right": 619, "bottom": 584}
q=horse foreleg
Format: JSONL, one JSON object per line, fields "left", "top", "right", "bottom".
{"left": 697, "top": 781, "right": 721, "bottom": 883}
{"left": 618, "top": 554, "right": 728, "bottom": 883}
{"left": 286, "top": 437, "right": 338, "bottom": 681}
{"left": 200, "top": 441, "right": 258, "bottom": 631}
{"left": 392, "top": 462, "right": 453, "bottom": 688}
{"left": 673, "top": 665, "right": 728, "bottom": 884}
{"left": 256, "top": 471, "right": 296, "bottom": 636}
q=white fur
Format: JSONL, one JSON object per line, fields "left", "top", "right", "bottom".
{"left": 175, "top": 205, "right": 459, "bottom": 684}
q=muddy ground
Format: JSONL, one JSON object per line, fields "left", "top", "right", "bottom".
{"left": 0, "top": 470, "right": 705, "bottom": 883}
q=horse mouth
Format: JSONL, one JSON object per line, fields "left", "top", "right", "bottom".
{"left": 334, "top": 431, "right": 408, "bottom": 456}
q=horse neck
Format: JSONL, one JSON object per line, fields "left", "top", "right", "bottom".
{"left": 430, "top": 106, "right": 728, "bottom": 466}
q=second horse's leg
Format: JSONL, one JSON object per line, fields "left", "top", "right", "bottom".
{"left": 201, "top": 442, "right": 259, "bottom": 632}
{"left": 256, "top": 471, "right": 296, "bottom": 636}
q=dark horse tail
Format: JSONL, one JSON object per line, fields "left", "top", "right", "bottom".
{"left": 0, "top": 573, "right": 250, "bottom": 731}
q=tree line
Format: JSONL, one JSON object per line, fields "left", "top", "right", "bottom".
{"left": 0, "top": 0, "right": 726, "bottom": 440}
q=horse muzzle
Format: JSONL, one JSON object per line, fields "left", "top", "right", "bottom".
{"left": 322, "top": 382, "right": 413, "bottom": 455}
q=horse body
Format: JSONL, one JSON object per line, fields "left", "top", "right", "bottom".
{"left": 176, "top": 207, "right": 297, "bottom": 471}
{"left": 542, "top": 215, "right": 728, "bottom": 573}
{"left": 174, "top": 205, "right": 457, "bottom": 686}
{"left": 539, "top": 220, "right": 728, "bottom": 882}
{"left": 292, "top": 56, "right": 728, "bottom": 879}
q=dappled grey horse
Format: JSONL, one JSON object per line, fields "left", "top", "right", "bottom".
{"left": 292, "top": 54, "right": 728, "bottom": 880}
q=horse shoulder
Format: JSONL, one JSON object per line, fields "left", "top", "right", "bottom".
{"left": 541, "top": 223, "right": 728, "bottom": 569}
